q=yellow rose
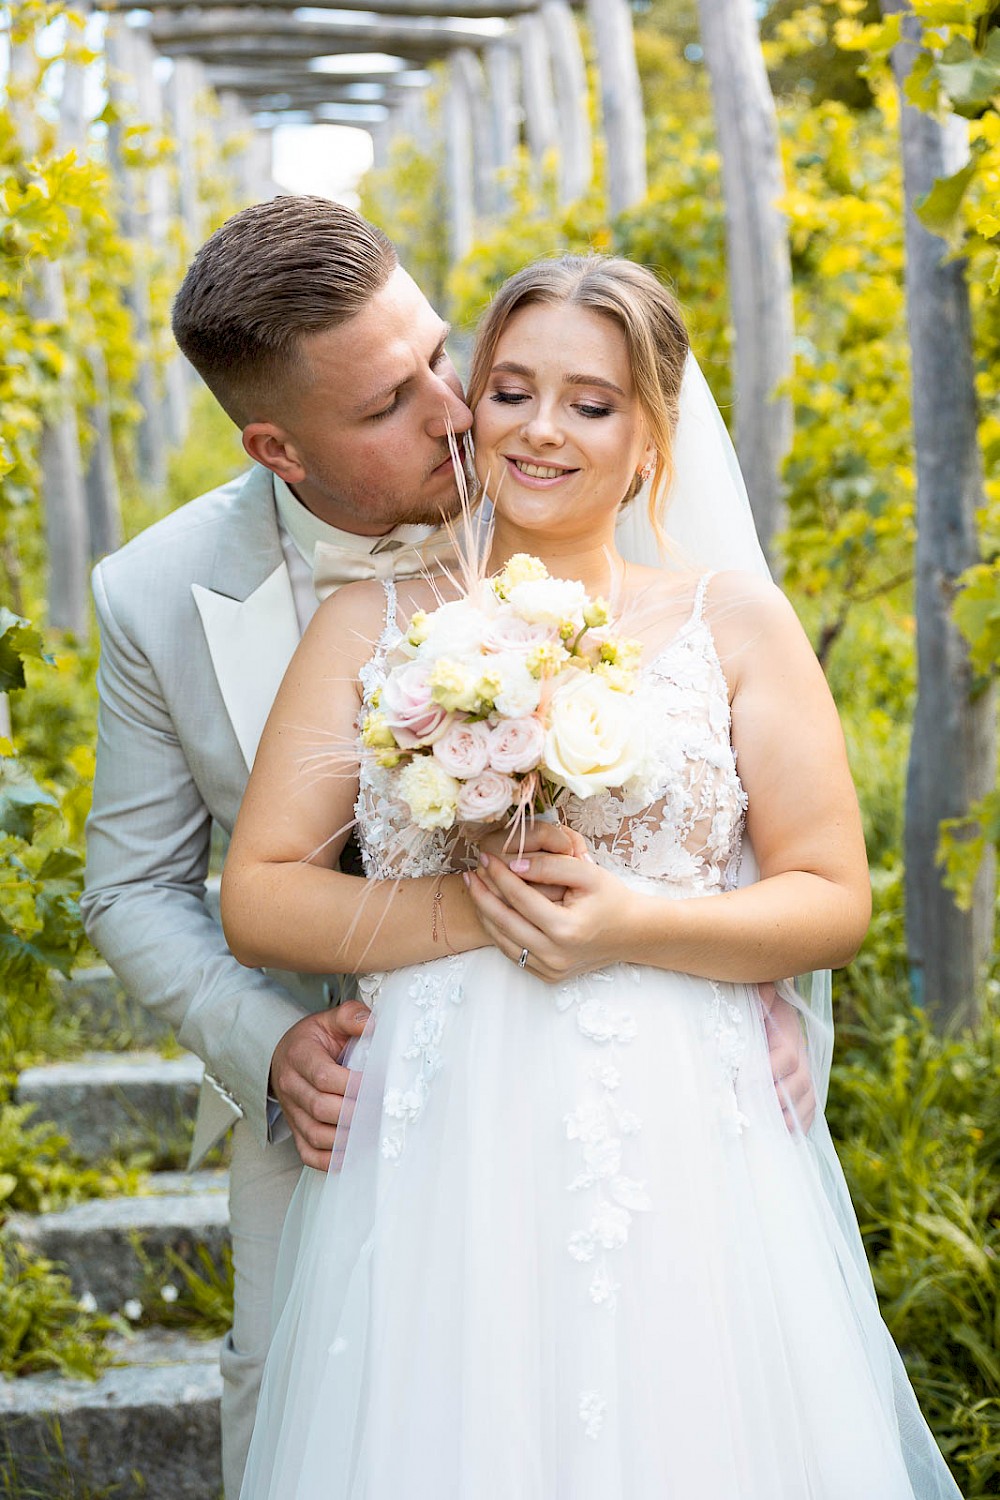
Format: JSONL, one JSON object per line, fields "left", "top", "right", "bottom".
{"left": 361, "top": 711, "right": 397, "bottom": 749}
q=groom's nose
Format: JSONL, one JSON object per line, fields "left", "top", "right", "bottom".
{"left": 426, "top": 361, "right": 473, "bottom": 437}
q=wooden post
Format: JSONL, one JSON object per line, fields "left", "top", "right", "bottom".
{"left": 542, "top": 0, "right": 592, "bottom": 205}
{"left": 452, "top": 47, "right": 493, "bottom": 222}
{"left": 883, "top": 0, "right": 996, "bottom": 1028}
{"left": 518, "top": 12, "right": 558, "bottom": 169}
{"left": 485, "top": 37, "right": 518, "bottom": 214}
{"left": 61, "top": 0, "right": 124, "bottom": 562}
{"left": 105, "top": 18, "right": 169, "bottom": 493}
{"left": 585, "top": 0, "right": 646, "bottom": 215}
{"left": 697, "top": 0, "right": 793, "bottom": 562}
{"left": 9, "top": 33, "right": 91, "bottom": 634}
{"left": 444, "top": 54, "right": 475, "bottom": 265}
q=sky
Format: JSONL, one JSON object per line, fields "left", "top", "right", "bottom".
{"left": 271, "top": 122, "right": 374, "bottom": 206}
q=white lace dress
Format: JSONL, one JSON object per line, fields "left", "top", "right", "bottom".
{"left": 241, "top": 577, "right": 961, "bottom": 1500}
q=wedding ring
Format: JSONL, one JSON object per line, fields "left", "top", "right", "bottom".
{"left": 517, "top": 947, "right": 529, "bottom": 969}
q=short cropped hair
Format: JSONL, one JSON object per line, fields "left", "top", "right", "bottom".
{"left": 171, "top": 195, "right": 398, "bottom": 426}
{"left": 467, "top": 255, "right": 690, "bottom": 545}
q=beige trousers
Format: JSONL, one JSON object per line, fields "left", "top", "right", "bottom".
{"left": 220, "top": 1120, "right": 303, "bottom": 1500}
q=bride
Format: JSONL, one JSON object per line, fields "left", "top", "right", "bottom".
{"left": 222, "top": 255, "right": 960, "bottom": 1498}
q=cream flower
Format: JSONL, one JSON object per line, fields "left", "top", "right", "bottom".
{"left": 508, "top": 576, "right": 588, "bottom": 629}
{"left": 542, "top": 673, "right": 645, "bottom": 799}
{"left": 397, "top": 758, "right": 460, "bottom": 831}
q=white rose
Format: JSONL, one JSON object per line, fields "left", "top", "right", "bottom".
{"left": 456, "top": 770, "right": 518, "bottom": 823}
{"left": 487, "top": 652, "right": 541, "bottom": 717}
{"left": 507, "top": 577, "right": 588, "bottom": 629}
{"left": 417, "top": 599, "right": 493, "bottom": 662}
{"left": 432, "top": 719, "right": 492, "bottom": 779}
{"left": 488, "top": 716, "right": 545, "bottom": 775}
{"left": 542, "top": 673, "right": 645, "bottom": 800}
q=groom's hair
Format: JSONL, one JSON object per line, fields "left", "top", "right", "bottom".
{"left": 172, "top": 195, "right": 398, "bottom": 427}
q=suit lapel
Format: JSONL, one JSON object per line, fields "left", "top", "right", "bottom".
{"left": 191, "top": 466, "right": 301, "bottom": 772}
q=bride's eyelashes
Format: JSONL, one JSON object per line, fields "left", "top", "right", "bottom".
{"left": 488, "top": 389, "right": 616, "bottom": 420}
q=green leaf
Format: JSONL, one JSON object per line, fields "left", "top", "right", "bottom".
{"left": 0, "top": 768, "right": 58, "bottom": 839}
{"left": 0, "top": 609, "right": 51, "bottom": 694}
{"left": 934, "top": 31, "right": 1000, "bottom": 116}
{"left": 0, "top": 910, "right": 75, "bottom": 976}
{"left": 915, "top": 157, "right": 979, "bottom": 240}
{"left": 35, "top": 847, "right": 84, "bottom": 881}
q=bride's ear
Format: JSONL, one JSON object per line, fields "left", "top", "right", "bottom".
{"left": 242, "top": 422, "right": 307, "bottom": 484}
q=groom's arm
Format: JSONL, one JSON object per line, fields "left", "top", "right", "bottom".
{"left": 81, "top": 561, "right": 309, "bottom": 1149}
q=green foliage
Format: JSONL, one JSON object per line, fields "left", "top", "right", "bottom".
{"left": 0, "top": 1241, "right": 118, "bottom": 1379}
{"left": 827, "top": 982, "right": 1000, "bottom": 1493}
{"left": 130, "top": 1235, "right": 234, "bottom": 1338}
{"left": 361, "top": 126, "right": 451, "bottom": 315}
{"left": 761, "top": 0, "right": 881, "bottom": 108}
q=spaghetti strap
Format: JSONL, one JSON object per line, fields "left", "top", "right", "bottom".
{"left": 688, "top": 570, "right": 715, "bottom": 626}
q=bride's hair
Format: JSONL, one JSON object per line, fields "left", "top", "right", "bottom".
{"left": 466, "top": 255, "right": 690, "bottom": 542}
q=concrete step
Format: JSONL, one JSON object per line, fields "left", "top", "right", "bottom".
{"left": 0, "top": 1329, "right": 222, "bottom": 1499}
{"left": 3, "top": 1171, "right": 230, "bottom": 1313}
{"left": 53, "top": 963, "right": 176, "bottom": 1047}
{"left": 15, "top": 1052, "right": 202, "bottom": 1165}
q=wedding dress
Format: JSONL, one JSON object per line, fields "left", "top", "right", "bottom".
{"left": 241, "top": 573, "right": 961, "bottom": 1500}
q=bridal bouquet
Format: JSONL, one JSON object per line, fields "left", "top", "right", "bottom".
{"left": 360, "top": 554, "right": 654, "bottom": 833}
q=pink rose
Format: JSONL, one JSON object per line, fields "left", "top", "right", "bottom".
{"left": 381, "top": 660, "right": 451, "bottom": 747}
{"left": 489, "top": 716, "right": 545, "bottom": 775}
{"left": 456, "top": 770, "right": 519, "bottom": 824}
{"left": 432, "top": 719, "right": 492, "bottom": 779}
{"left": 482, "top": 612, "right": 555, "bottom": 655}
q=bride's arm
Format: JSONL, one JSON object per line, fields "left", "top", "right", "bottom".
{"left": 221, "top": 581, "right": 487, "bottom": 976}
{"left": 466, "top": 571, "right": 871, "bottom": 984}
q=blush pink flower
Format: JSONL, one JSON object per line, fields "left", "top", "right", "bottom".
{"left": 482, "top": 612, "right": 555, "bottom": 656}
{"left": 488, "top": 716, "right": 546, "bottom": 775}
{"left": 456, "top": 770, "right": 518, "bottom": 824}
{"left": 381, "top": 660, "right": 451, "bottom": 747}
{"left": 432, "top": 719, "right": 492, "bottom": 779}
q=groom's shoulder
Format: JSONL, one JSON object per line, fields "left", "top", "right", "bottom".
{"left": 95, "top": 466, "right": 269, "bottom": 594}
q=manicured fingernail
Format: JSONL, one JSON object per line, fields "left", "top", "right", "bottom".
{"left": 479, "top": 852, "right": 489, "bottom": 868}
{"left": 462, "top": 871, "right": 470, "bottom": 887}
{"left": 510, "top": 858, "right": 529, "bottom": 873}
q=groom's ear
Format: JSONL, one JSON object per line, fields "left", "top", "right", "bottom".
{"left": 242, "top": 422, "right": 307, "bottom": 485}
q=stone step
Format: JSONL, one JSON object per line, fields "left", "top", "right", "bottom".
{"left": 3, "top": 1171, "right": 230, "bottom": 1313}
{"left": 15, "top": 1052, "right": 202, "bottom": 1165}
{"left": 0, "top": 1329, "right": 222, "bottom": 1499}
{"left": 53, "top": 963, "right": 176, "bottom": 1047}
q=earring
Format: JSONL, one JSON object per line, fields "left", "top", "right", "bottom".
{"left": 637, "top": 461, "right": 654, "bottom": 485}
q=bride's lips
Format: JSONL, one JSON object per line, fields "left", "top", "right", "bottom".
{"left": 504, "top": 454, "right": 579, "bottom": 488}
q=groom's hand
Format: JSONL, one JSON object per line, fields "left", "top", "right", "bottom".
{"left": 269, "top": 1000, "right": 371, "bottom": 1170}
{"left": 760, "top": 985, "right": 817, "bottom": 1135}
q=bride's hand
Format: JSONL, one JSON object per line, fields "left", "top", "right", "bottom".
{"left": 465, "top": 843, "right": 630, "bottom": 982}
{"left": 474, "top": 820, "right": 589, "bottom": 904}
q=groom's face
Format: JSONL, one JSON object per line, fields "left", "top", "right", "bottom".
{"left": 245, "top": 268, "right": 472, "bottom": 535}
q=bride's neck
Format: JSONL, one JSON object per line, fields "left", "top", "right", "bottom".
{"left": 487, "top": 525, "right": 624, "bottom": 597}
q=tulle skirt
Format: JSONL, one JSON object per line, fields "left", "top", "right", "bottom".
{"left": 241, "top": 948, "right": 961, "bottom": 1499}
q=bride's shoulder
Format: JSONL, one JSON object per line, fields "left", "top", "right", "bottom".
{"left": 306, "top": 579, "right": 394, "bottom": 666}
{"left": 703, "top": 571, "right": 815, "bottom": 675}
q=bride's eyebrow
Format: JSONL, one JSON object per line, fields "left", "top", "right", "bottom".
{"left": 490, "top": 360, "right": 625, "bottom": 398}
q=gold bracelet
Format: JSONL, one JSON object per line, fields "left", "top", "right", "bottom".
{"left": 431, "top": 877, "right": 452, "bottom": 953}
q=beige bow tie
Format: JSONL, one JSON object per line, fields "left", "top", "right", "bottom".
{"left": 312, "top": 528, "right": 462, "bottom": 601}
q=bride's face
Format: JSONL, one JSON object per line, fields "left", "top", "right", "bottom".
{"left": 473, "top": 301, "right": 654, "bottom": 543}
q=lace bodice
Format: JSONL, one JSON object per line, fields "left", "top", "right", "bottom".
{"left": 355, "top": 573, "right": 747, "bottom": 896}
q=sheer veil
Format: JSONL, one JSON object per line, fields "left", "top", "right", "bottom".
{"left": 615, "top": 352, "right": 835, "bottom": 1105}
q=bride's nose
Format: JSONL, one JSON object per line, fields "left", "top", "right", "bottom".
{"left": 520, "top": 404, "right": 564, "bottom": 450}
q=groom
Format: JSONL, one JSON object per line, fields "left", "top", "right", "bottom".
{"left": 82, "top": 195, "right": 815, "bottom": 1498}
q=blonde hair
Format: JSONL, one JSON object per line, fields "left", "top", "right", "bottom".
{"left": 467, "top": 255, "right": 690, "bottom": 545}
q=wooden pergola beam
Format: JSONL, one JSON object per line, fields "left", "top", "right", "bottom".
{"left": 99, "top": 1, "right": 543, "bottom": 14}
{"left": 146, "top": 13, "right": 506, "bottom": 55}
{"left": 153, "top": 36, "right": 431, "bottom": 65}
{"left": 203, "top": 66, "right": 426, "bottom": 93}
